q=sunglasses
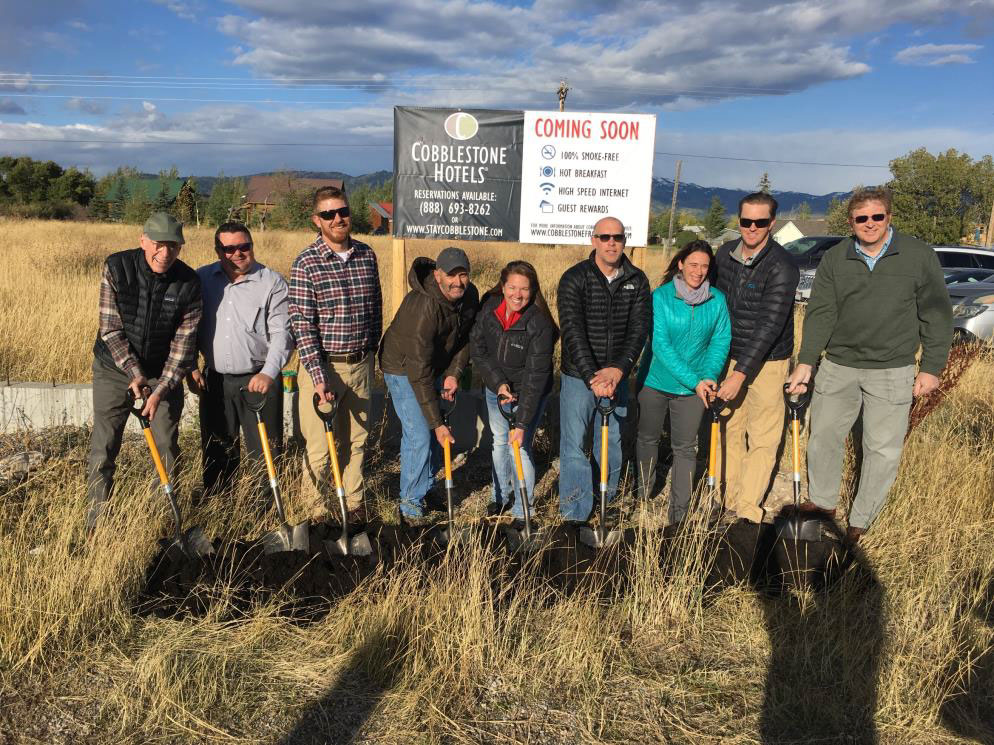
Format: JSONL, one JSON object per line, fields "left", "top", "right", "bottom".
{"left": 316, "top": 206, "right": 350, "bottom": 220}
{"left": 594, "top": 233, "right": 626, "bottom": 242}
{"left": 220, "top": 242, "right": 253, "bottom": 254}
{"left": 739, "top": 218, "right": 772, "bottom": 229}
{"left": 853, "top": 213, "right": 887, "bottom": 224}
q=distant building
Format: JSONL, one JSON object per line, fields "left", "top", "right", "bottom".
{"left": 684, "top": 225, "right": 705, "bottom": 235}
{"left": 711, "top": 228, "right": 741, "bottom": 247}
{"left": 241, "top": 175, "right": 345, "bottom": 222}
{"left": 774, "top": 219, "right": 831, "bottom": 244}
{"left": 369, "top": 201, "right": 393, "bottom": 234}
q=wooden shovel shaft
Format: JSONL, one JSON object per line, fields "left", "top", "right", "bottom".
{"left": 325, "top": 429, "right": 345, "bottom": 495}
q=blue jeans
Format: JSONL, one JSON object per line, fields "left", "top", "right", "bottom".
{"left": 485, "top": 387, "right": 547, "bottom": 518}
{"left": 384, "top": 373, "right": 442, "bottom": 517}
{"left": 558, "top": 373, "right": 629, "bottom": 521}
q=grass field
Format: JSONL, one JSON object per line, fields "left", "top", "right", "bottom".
{"left": 1, "top": 219, "right": 993, "bottom": 743}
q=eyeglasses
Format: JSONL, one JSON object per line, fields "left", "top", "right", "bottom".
{"left": 316, "top": 206, "right": 350, "bottom": 220}
{"left": 853, "top": 213, "right": 887, "bottom": 224}
{"left": 739, "top": 218, "right": 772, "bottom": 229}
{"left": 220, "top": 242, "right": 253, "bottom": 254}
{"left": 594, "top": 233, "right": 626, "bottom": 242}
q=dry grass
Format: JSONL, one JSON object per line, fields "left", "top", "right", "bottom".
{"left": 0, "top": 218, "right": 672, "bottom": 384}
{"left": 1, "top": 218, "right": 993, "bottom": 743}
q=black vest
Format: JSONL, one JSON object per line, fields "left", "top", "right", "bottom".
{"left": 93, "top": 248, "right": 200, "bottom": 378}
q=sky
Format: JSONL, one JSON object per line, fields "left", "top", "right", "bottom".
{"left": 0, "top": 0, "right": 992, "bottom": 194}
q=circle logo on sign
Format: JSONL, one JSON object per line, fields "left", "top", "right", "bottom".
{"left": 541, "top": 145, "right": 556, "bottom": 160}
{"left": 444, "top": 112, "right": 479, "bottom": 140}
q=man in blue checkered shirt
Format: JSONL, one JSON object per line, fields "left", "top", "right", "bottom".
{"left": 289, "top": 186, "right": 382, "bottom": 524}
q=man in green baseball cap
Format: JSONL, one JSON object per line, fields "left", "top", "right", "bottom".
{"left": 86, "top": 211, "right": 203, "bottom": 531}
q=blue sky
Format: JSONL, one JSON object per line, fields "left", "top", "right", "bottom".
{"left": 0, "top": 0, "right": 991, "bottom": 193}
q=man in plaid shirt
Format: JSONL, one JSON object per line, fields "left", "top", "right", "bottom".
{"left": 289, "top": 186, "right": 382, "bottom": 523}
{"left": 87, "top": 212, "right": 202, "bottom": 531}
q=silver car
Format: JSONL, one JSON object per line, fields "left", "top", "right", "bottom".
{"left": 948, "top": 280, "right": 994, "bottom": 343}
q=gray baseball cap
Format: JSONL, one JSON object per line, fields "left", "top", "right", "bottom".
{"left": 143, "top": 212, "right": 185, "bottom": 245}
{"left": 436, "top": 246, "right": 470, "bottom": 274}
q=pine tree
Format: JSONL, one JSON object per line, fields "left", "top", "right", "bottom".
{"left": 758, "top": 172, "right": 772, "bottom": 194}
{"left": 175, "top": 179, "right": 197, "bottom": 225}
{"left": 111, "top": 179, "right": 129, "bottom": 222}
{"left": 704, "top": 195, "right": 727, "bottom": 239}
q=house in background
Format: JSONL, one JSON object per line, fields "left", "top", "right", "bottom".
{"left": 711, "top": 228, "right": 741, "bottom": 247}
{"left": 774, "top": 219, "right": 831, "bottom": 244}
{"left": 241, "top": 175, "right": 345, "bottom": 223}
{"left": 369, "top": 202, "right": 393, "bottom": 234}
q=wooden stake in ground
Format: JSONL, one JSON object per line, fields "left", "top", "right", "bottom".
{"left": 392, "top": 238, "right": 406, "bottom": 320}
{"left": 667, "top": 160, "right": 682, "bottom": 247}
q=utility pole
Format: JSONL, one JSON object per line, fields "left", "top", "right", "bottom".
{"left": 557, "top": 80, "right": 570, "bottom": 112}
{"left": 987, "top": 196, "right": 994, "bottom": 248}
{"left": 667, "top": 160, "right": 682, "bottom": 247}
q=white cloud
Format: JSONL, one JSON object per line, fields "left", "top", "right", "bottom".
{"left": 895, "top": 43, "right": 983, "bottom": 65}
{"left": 65, "top": 97, "right": 107, "bottom": 115}
{"left": 0, "top": 99, "right": 28, "bottom": 115}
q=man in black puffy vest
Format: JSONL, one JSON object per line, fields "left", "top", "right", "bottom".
{"left": 87, "top": 212, "right": 202, "bottom": 531}
{"left": 713, "top": 192, "right": 799, "bottom": 526}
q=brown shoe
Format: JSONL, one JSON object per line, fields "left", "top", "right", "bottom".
{"left": 845, "top": 526, "right": 865, "bottom": 545}
{"left": 783, "top": 502, "right": 837, "bottom": 519}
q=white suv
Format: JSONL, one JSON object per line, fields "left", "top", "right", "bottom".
{"left": 933, "top": 246, "right": 994, "bottom": 271}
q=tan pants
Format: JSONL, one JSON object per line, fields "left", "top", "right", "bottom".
{"left": 715, "top": 357, "right": 789, "bottom": 523}
{"left": 298, "top": 355, "right": 372, "bottom": 516}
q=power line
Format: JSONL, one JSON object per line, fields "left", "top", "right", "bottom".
{"left": 0, "top": 135, "right": 890, "bottom": 169}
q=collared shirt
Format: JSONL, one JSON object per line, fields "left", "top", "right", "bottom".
{"left": 288, "top": 236, "right": 382, "bottom": 387}
{"left": 97, "top": 263, "right": 201, "bottom": 395}
{"left": 196, "top": 261, "right": 293, "bottom": 379}
{"left": 854, "top": 226, "right": 894, "bottom": 271}
{"left": 730, "top": 240, "right": 767, "bottom": 266}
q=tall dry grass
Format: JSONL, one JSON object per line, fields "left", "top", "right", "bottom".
{"left": 0, "top": 218, "right": 672, "bottom": 384}
{"left": 1, "top": 218, "right": 992, "bottom": 742}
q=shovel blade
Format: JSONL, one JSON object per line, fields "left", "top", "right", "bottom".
{"left": 774, "top": 515, "right": 826, "bottom": 543}
{"left": 349, "top": 532, "right": 373, "bottom": 557}
{"left": 505, "top": 523, "right": 545, "bottom": 553}
{"left": 578, "top": 526, "right": 622, "bottom": 550}
{"left": 290, "top": 522, "right": 310, "bottom": 553}
{"left": 263, "top": 527, "right": 294, "bottom": 554}
{"left": 184, "top": 527, "right": 214, "bottom": 558}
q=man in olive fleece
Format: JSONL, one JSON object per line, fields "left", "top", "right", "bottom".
{"left": 786, "top": 187, "right": 952, "bottom": 543}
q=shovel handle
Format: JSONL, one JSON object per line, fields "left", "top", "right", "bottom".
{"left": 708, "top": 420, "right": 719, "bottom": 486}
{"left": 791, "top": 418, "right": 801, "bottom": 479}
{"left": 511, "top": 439, "right": 525, "bottom": 483}
{"left": 595, "top": 395, "right": 616, "bottom": 418}
{"left": 783, "top": 383, "right": 811, "bottom": 415}
{"left": 312, "top": 392, "right": 339, "bottom": 428}
{"left": 599, "top": 422, "right": 609, "bottom": 489}
{"left": 126, "top": 386, "right": 154, "bottom": 428}
{"left": 439, "top": 389, "right": 458, "bottom": 427}
{"left": 324, "top": 429, "right": 345, "bottom": 494}
{"left": 497, "top": 392, "right": 516, "bottom": 424}
{"left": 257, "top": 420, "right": 278, "bottom": 482}
{"left": 239, "top": 386, "right": 267, "bottom": 414}
{"left": 142, "top": 427, "right": 170, "bottom": 487}
{"left": 443, "top": 437, "right": 453, "bottom": 486}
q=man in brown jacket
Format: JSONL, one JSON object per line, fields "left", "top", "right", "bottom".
{"left": 379, "top": 247, "right": 479, "bottom": 519}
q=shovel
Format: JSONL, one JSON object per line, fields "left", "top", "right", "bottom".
{"left": 312, "top": 392, "right": 372, "bottom": 557}
{"left": 240, "top": 387, "right": 309, "bottom": 554}
{"left": 773, "top": 384, "right": 823, "bottom": 543}
{"left": 434, "top": 391, "right": 472, "bottom": 547}
{"left": 579, "top": 396, "right": 624, "bottom": 550}
{"left": 497, "top": 394, "right": 543, "bottom": 552}
{"left": 706, "top": 396, "right": 726, "bottom": 490}
{"left": 128, "top": 387, "right": 212, "bottom": 560}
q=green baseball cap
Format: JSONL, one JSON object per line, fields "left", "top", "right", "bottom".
{"left": 142, "top": 212, "right": 185, "bottom": 245}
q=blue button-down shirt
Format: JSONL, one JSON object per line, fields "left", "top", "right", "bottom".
{"left": 197, "top": 261, "right": 293, "bottom": 380}
{"left": 854, "top": 226, "right": 894, "bottom": 271}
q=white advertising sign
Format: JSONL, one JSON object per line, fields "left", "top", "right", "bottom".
{"left": 519, "top": 111, "right": 656, "bottom": 246}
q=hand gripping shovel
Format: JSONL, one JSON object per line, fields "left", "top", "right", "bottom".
{"left": 498, "top": 395, "right": 543, "bottom": 552}
{"left": 312, "top": 393, "right": 372, "bottom": 557}
{"left": 128, "top": 388, "right": 212, "bottom": 560}
{"left": 774, "top": 384, "right": 822, "bottom": 543}
{"left": 434, "top": 392, "right": 472, "bottom": 547}
{"left": 240, "top": 387, "right": 309, "bottom": 554}
{"left": 579, "top": 396, "right": 624, "bottom": 550}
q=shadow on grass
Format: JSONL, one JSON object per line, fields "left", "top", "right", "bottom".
{"left": 278, "top": 619, "right": 410, "bottom": 745}
{"left": 759, "top": 542, "right": 884, "bottom": 745}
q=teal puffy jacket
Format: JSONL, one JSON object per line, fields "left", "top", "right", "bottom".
{"left": 637, "top": 281, "right": 731, "bottom": 396}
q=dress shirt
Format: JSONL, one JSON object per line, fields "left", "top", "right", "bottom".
{"left": 197, "top": 261, "right": 292, "bottom": 380}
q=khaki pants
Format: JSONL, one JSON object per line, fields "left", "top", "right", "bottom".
{"left": 298, "top": 355, "right": 373, "bottom": 516}
{"left": 715, "top": 357, "right": 789, "bottom": 523}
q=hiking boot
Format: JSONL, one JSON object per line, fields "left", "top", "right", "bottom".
{"left": 845, "top": 526, "right": 865, "bottom": 545}
{"left": 487, "top": 501, "right": 510, "bottom": 517}
{"left": 783, "top": 502, "right": 837, "bottom": 520}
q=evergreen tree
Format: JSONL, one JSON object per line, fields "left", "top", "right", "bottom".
{"left": 704, "top": 195, "right": 727, "bottom": 239}
{"left": 758, "top": 172, "right": 772, "bottom": 194}
{"left": 110, "top": 178, "right": 129, "bottom": 222}
{"left": 795, "top": 201, "right": 812, "bottom": 220}
{"left": 175, "top": 178, "right": 198, "bottom": 225}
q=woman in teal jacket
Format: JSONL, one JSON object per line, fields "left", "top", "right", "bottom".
{"left": 635, "top": 240, "right": 731, "bottom": 526}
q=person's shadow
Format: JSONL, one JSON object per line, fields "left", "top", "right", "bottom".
{"left": 759, "top": 542, "right": 884, "bottom": 744}
{"left": 278, "top": 617, "right": 409, "bottom": 744}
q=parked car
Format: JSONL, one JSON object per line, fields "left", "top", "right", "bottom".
{"left": 933, "top": 246, "right": 994, "bottom": 271}
{"left": 944, "top": 268, "right": 994, "bottom": 285}
{"left": 948, "top": 280, "right": 994, "bottom": 343}
{"left": 782, "top": 235, "right": 843, "bottom": 301}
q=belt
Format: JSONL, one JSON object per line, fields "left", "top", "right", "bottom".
{"left": 325, "top": 350, "right": 368, "bottom": 364}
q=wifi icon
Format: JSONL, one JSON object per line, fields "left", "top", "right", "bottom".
{"left": 539, "top": 182, "right": 555, "bottom": 194}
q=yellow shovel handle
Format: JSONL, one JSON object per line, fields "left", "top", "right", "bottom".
{"left": 142, "top": 427, "right": 169, "bottom": 486}
{"left": 708, "top": 421, "right": 719, "bottom": 481}
{"left": 599, "top": 423, "right": 609, "bottom": 486}
{"left": 325, "top": 429, "right": 344, "bottom": 492}
{"left": 257, "top": 421, "right": 277, "bottom": 481}
{"left": 444, "top": 438, "right": 452, "bottom": 482}
{"left": 512, "top": 439, "right": 525, "bottom": 482}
